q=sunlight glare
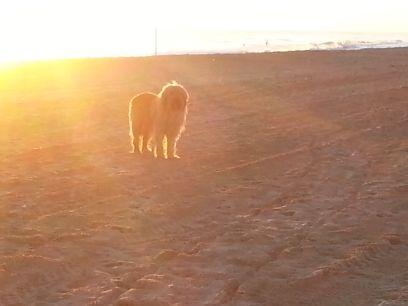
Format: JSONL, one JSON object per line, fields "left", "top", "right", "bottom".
{"left": 0, "top": 0, "right": 408, "bottom": 62}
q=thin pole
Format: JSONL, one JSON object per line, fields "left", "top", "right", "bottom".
{"left": 155, "top": 28, "right": 158, "bottom": 56}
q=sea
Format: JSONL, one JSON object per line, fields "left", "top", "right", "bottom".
{"left": 153, "top": 29, "right": 408, "bottom": 55}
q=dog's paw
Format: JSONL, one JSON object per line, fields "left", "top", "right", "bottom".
{"left": 169, "top": 154, "right": 181, "bottom": 160}
{"left": 131, "top": 150, "right": 146, "bottom": 157}
{"left": 154, "top": 154, "right": 166, "bottom": 160}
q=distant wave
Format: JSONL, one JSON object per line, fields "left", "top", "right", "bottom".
{"left": 311, "top": 39, "right": 408, "bottom": 51}
{"left": 159, "top": 37, "right": 408, "bottom": 57}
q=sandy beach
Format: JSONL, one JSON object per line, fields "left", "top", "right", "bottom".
{"left": 0, "top": 48, "right": 407, "bottom": 305}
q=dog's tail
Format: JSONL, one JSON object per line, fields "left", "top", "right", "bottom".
{"left": 128, "top": 97, "right": 139, "bottom": 153}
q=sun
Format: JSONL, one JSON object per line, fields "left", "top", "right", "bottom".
{"left": 0, "top": 1, "right": 162, "bottom": 63}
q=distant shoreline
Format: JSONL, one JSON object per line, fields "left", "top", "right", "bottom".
{"left": 2, "top": 46, "right": 408, "bottom": 68}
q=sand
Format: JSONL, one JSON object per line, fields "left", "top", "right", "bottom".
{"left": 0, "top": 49, "right": 407, "bottom": 306}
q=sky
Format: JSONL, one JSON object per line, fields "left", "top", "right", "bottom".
{"left": 0, "top": 0, "right": 408, "bottom": 62}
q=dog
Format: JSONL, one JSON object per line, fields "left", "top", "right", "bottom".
{"left": 129, "top": 81, "right": 189, "bottom": 159}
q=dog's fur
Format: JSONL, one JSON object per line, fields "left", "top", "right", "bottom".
{"left": 129, "top": 81, "right": 189, "bottom": 159}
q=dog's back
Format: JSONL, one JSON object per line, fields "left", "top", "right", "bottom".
{"left": 129, "top": 92, "right": 158, "bottom": 134}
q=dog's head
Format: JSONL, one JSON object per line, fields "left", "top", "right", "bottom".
{"left": 159, "top": 81, "right": 189, "bottom": 111}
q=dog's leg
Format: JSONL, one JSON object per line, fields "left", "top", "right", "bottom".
{"left": 130, "top": 133, "right": 138, "bottom": 153}
{"left": 141, "top": 133, "right": 153, "bottom": 154}
{"left": 167, "top": 136, "right": 180, "bottom": 159}
{"left": 154, "top": 134, "right": 165, "bottom": 158}
{"left": 132, "top": 134, "right": 142, "bottom": 154}
{"left": 130, "top": 137, "right": 136, "bottom": 153}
